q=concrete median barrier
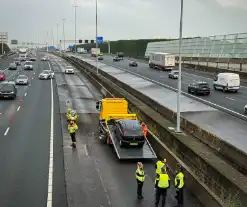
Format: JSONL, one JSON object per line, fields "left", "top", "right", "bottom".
{"left": 59, "top": 54, "right": 247, "bottom": 207}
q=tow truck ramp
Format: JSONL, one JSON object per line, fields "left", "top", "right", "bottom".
{"left": 108, "top": 125, "right": 157, "bottom": 160}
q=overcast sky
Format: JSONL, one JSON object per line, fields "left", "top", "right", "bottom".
{"left": 1, "top": 0, "right": 247, "bottom": 46}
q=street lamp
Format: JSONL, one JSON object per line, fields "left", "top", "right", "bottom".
{"left": 176, "top": 0, "right": 184, "bottom": 133}
{"left": 57, "top": 24, "right": 59, "bottom": 49}
{"left": 73, "top": 5, "right": 78, "bottom": 53}
{"left": 62, "top": 19, "right": 66, "bottom": 51}
{"left": 96, "top": 0, "right": 98, "bottom": 73}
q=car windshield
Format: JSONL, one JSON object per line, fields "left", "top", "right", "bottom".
{"left": 43, "top": 70, "right": 49, "bottom": 74}
{"left": 26, "top": 61, "right": 32, "bottom": 65}
{"left": 198, "top": 83, "right": 209, "bottom": 87}
{"left": 122, "top": 120, "right": 143, "bottom": 137}
{"left": 18, "top": 75, "right": 27, "bottom": 79}
{"left": 0, "top": 84, "right": 14, "bottom": 91}
{"left": 173, "top": 71, "right": 179, "bottom": 75}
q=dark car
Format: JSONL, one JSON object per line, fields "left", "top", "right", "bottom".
{"left": 0, "top": 82, "right": 17, "bottom": 99}
{"left": 129, "top": 61, "right": 138, "bottom": 67}
{"left": 117, "top": 52, "right": 124, "bottom": 60}
{"left": 14, "top": 58, "right": 21, "bottom": 65}
{"left": 0, "top": 70, "right": 5, "bottom": 81}
{"left": 30, "top": 57, "right": 36, "bottom": 61}
{"left": 114, "top": 119, "right": 145, "bottom": 148}
{"left": 188, "top": 81, "right": 210, "bottom": 95}
{"left": 113, "top": 56, "right": 121, "bottom": 62}
{"left": 98, "top": 56, "right": 103, "bottom": 60}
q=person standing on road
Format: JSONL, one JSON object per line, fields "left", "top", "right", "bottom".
{"left": 66, "top": 108, "right": 72, "bottom": 122}
{"left": 155, "top": 158, "right": 167, "bottom": 176}
{"left": 141, "top": 122, "right": 148, "bottom": 137}
{"left": 174, "top": 165, "right": 185, "bottom": 207}
{"left": 136, "top": 162, "right": 145, "bottom": 199}
{"left": 155, "top": 167, "right": 170, "bottom": 207}
{"left": 68, "top": 120, "right": 78, "bottom": 147}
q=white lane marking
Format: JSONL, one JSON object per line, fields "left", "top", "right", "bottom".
{"left": 101, "top": 61, "right": 247, "bottom": 119}
{"left": 29, "top": 84, "right": 31, "bottom": 86}
{"left": 24, "top": 92, "right": 27, "bottom": 96}
{"left": 84, "top": 145, "right": 89, "bottom": 156}
{"left": 46, "top": 61, "right": 54, "bottom": 207}
{"left": 12, "top": 77, "right": 15, "bottom": 80}
{"left": 17, "top": 106, "right": 20, "bottom": 111}
{"left": 4, "top": 127, "right": 10, "bottom": 136}
{"left": 3, "top": 68, "right": 8, "bottom": 71}
{"left": 0, "top": 112, "right": 1, "bottom": 114}
{"left": 32, "top": 77, "right": 33, "bottom": 79}
{"left": 34, "top": 72, "right": 36, "bottom": 74}
{"left": 226, "top": 97, "right": 235, "bottom": 101}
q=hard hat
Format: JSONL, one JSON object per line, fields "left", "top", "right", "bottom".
{"left": 163, "top": 158, "right": 166, "bottom": 163}
{"left": 137, "top": 162, "right": 143, "bottom": 167}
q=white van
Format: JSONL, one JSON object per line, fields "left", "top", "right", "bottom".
{"left": 213, "top": 73, "right": 240, "bottom": 92}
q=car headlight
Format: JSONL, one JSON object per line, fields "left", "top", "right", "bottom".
{"left": 10, "top": 92, "right": 14, "bottom": 94}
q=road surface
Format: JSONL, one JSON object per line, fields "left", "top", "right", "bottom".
{"left": 50, "top": 54, "right": 201, "bottom": 207}
{"left": 0, "top": 53, "right": 67, "bottom": 207}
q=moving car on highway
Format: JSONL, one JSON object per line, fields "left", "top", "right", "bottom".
{"left": 65, "top": 67, "right": 74, "bottom": 74}
{"left": 213, "top": 73, "right": 240, "bottom": 92}
{"left": 24, "top": 61, "right": 33, "bottom": 70}
{"left": 39, "top": 70, "right": 54, "bottom": 79}
{"left": 30, "top": 57, "right": 36, "bottom": 61}
{"left": 129, "top": 61, "right": 138, "bottom": 67}
{"left": 98, "top": 56, "right": 104, "bottom": 60}
{"left": 188, "top": 81, "right": 210, "bottom": 95}
{"left": 15, "top": 75, "right": 28, "bottom": 85}
{"left": 0, "top": 81, "right": 17, "bottom": 99}
{"left": 14, "top": 58, "right": 21, "bottom": 66}
{"left": 113, "top": 56, "right": 121, "bottom": 62}
{"left": 115, "top": 119, "right": 145, "bottom": 147}
{"left": 9, "top": 62, "right": 17, "bottom": 70}
{"left": 244, "top": 105, "right": 247, "bottom": 114}
{"left": 0, "top": 70, "right": 6, "bottom": 81}
{"left": 168, "top": 70, "right": 179, "bottom": 79}
{"left": 41, "top": 56, "right": 49, "bottom": 61}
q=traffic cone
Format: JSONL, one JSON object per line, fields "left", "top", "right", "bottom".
{"left": 10, "top": 118, "right": 13, "bottom": 123}
{"left": 20, "top": 98, "right": 22, "bottom": 102}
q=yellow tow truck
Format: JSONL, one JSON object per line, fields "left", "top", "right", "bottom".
{"left": 96, "top": 98, "right": 156, "bottom": 160}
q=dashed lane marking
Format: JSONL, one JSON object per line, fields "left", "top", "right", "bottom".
{"left": 17, "top": 106, "right": 20, "bottom": 111}
{"left": 4, "top": 127, "right": 10, "bottom": 136}
{"left": 24, "top": 93, "right": 27, "bottom": 96}
{"left": 226, "top": 97, "right": 235, "bottom": 101}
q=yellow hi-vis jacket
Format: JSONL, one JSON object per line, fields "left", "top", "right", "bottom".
{"left": 156, "top": 160, "right": 166, "bottom": 174}
{"left": 175, "top": 172, "right": 184, "bottom": 189}
{"left": 157, "top": 173, "right": 170, "bottom": 188}
{"left": 68, "top": 123, "right": 78, "bottom": 134}
{"left": 136, "top": 168, "right": 145, "bottom": 182}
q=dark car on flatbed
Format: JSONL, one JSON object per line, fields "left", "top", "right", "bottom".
{"left": 114, "top": 119, "right": 145, "bottom": 148}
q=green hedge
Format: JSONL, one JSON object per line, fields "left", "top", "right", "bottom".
{"left": 0, "top": 43, "right": 10, "bottom": 54}
{"left": 75, "top": 39, "right": 170, "bottom": 58}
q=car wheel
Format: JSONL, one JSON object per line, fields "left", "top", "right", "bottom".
{"left": 207, "top": 92, "right": 210, "bottom": 95}
{"left": 106, "top": 135, "right": 110, "bottom": 145}
{"left": 188, "top": 88, "right": 191, "bottom": 93}
{"left": 138, "top": 142, "right": 144, "bottom": 148}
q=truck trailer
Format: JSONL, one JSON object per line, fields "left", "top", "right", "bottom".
{"left": 149, "top": 52, "right": 175, "bottom": 71}
{"left": 96, "top": 98, "right": 157, "bottom": 160}
{"left": 91, "top": 48, "right": 100, "bottom": 57}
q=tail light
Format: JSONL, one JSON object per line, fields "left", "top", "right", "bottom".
{"left": 123, "top": 128, "right": 126, "bottom": 136}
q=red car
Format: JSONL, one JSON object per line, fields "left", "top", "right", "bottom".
{"left": 0, "top": 70, "right": 5, "bottom": 81}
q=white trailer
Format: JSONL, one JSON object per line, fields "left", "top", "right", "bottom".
{"left": 149, "top": 52, "right": 175, "bottom": 71}
{"left": 91, "top": 48, "right": 100, "bottom": 57}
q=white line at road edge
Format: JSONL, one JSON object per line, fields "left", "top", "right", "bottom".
{"left": 46, "top": 62, "right": 54, "bottom": 207}
{"left": 4, "top": 127, "right": 10, "bottom": 136}
{"left": 17, "top": 106, "right": 20, "bottom": 111}
{"left": 24, "top": 93, "right": 27, "bottom": 96}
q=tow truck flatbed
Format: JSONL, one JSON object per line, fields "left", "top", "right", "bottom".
{"left": 101, "top": 124, "right": 157, "bottom": 160}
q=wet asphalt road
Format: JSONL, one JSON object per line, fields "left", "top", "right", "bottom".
{"left": 51, "top": 55, "right": 201, "bottom": 207}
{"left": 0, "top": 53, "right": 67, "bottom": 207}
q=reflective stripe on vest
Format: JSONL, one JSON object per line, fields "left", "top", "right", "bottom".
{"left": 136, "top": 168, "right": 145, "bottom": 182}
{"left": 156, "top": 161, "right": 165, "bottom": 174}
{"left": 175, "top": 172, "right": 184, "bottom": 188}
{"left": 69, "top": 124, "right": 77, "bottom": 133}
{"left": 158, "top": 173, "right": 170, "bottom": 188}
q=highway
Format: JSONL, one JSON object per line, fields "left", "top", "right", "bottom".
{"left": 72, "top": 54, "right": 247, "bottom": 154}
{"left": 0, "top": 53, "right": 67, "bottom": 207}
{"left": 49, "top": 54, "right": 201, "bottom": 207}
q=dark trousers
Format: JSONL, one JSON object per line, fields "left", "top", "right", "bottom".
{"left": 155, "top": 188, "right": 167, "bottom": 207}
{"left": 136, "top": 180, "right": 143, "bottom": 197}
{"left": 176, "top": 188, "right": 184, "bottom": 206}
{"left": 70, "top": 132, "right": 76, "bottom": 142}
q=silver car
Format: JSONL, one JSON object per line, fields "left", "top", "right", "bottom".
{"left": 39, "top": 70, "right": 54, "bottom": 79}
{"left": 24, "top": 61, "right": 33, "bottom": 70}
{"left": 16, "top": 75, "right": 28, "bottom": 85}
{"left": 9, "top": 62, "right": 17, "bottom": 70}
{"left": 168, "top": 70, "right": 179, "bottom": 79}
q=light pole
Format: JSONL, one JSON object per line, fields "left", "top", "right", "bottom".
{"left": 57, "top": 24, "right": 59, "bottom": 49}
{"left": 46, "top": 32, "right": 49, "bottom": 52}
{"left": 176, "top": 0, "right": 184, "bottom": 133}
{"left": 96, "top": 0, "right": 98, "bottom": 73}
{"left": 62, "top": 19, "right": 66, "bottom": 51}
{"left": 51, "top": 28, "right": 54, "bottom": 46}
{"left": 73, "top": 5, "right": 78, "bottom": 53}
